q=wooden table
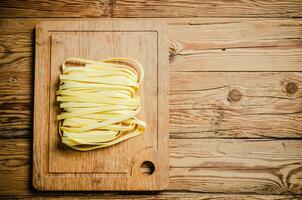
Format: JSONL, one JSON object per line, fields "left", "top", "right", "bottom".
{"left": 0, "top": 1, "right": 302, "bottom": 199}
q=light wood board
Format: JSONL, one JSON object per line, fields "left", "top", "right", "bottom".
{"left": 33, "top": 20, "right": 169, "bottom": 191}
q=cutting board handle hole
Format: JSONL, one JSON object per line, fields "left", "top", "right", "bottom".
{"left": 140, "top": 161, "right": 155, "bottom": 175}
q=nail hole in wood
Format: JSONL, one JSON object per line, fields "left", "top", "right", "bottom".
{"left": 285, "top": 82, "right": 298, "bottom": 95}
{"left": 227, "top": 89, "right": 242, "bottom": 102}
{"left": 140, "top": 161, "right": 155, "bottom": 175}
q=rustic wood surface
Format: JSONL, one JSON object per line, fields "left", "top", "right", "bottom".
{"left": 2, "top": 139, "right": 302, "bottom": 194}
{"left": 33, "top": 20, "right": 169, "bottom": 191}
{"left": 1, "top": 0, "right": 302, "bottom": 18}
{"left": 0, "top": 0, "right": 302, "bottom": 199}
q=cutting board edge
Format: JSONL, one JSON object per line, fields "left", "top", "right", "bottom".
{"left": 33, "top": 19, "right": 170, "bottom": 191}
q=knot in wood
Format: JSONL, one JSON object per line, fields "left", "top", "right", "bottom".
{"left": 36, "top": 27, "right": 42, "bottom": 33}
{"left": 285, "top": 82, "right": 298, "bottom": 95}
{"left": 228, "top": 89, "right": 241, "bottom": 102}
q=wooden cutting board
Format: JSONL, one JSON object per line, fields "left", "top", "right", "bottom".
{"left": 33, "top": 20, "right": 169, "bottom": 191}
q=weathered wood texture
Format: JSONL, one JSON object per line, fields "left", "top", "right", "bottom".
{"left": 0, "top": 2, "right": 302, "bottom": 197}
{"left": 1, "top": 139, "right": 302, "bottom": 194}
{"left": 2, "top": 70, "right": 301, "bottom": 139}
{"left": 0, "top": 0, "right": 112, "bottom": 17}
{"left": 1, "top": 1, "right": 302, "bottom": 17}
{"left": 113, "top": 0, "right": 302, "bottom": 18}
{"left": 170, "top": 72, "right": 302, "bottom": 138}
{"left": 2, "top": 193, "right": 302, "bottom": 200}
{"left": 169, "top": 19, "right": 302, "bottom": 72}
{"left": 0, "top": 18, "right": 302, "bottom": 139}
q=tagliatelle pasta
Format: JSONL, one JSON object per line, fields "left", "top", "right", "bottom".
{"left": 56, "top": 57, "right": 146, "bottom": 151}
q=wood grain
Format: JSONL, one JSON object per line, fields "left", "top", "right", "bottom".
{"left": 0, "top": 139, "right": 31, "bottom": 194}
{"left": 0, "top": 0, "right": 113, "bottom": 17}
{"left": 0, "top": 51, "right": 33, "bottom": 138}
{"left": 0, "top": 52, "right": 32, "bottom": 72}
{"left": 2, "top": 193, "right": 302, "bottom": 200}
{"left": 113, "top": 0, "right": 302, "bottom": 18}
{"left": 1, "top": 139, "right": 302, "bottom": 194}
{"left": 2, "top": 18, "right": 302, "bottom": 70}
{"left": 0, "top": 74, "right": 32, "bottom": 133}
{"left": 169, "top": 19, "right": 302, "bottom": 71}
{"left": 2, "top": 69, "right": 301, "bottom": 138}
{"left": 0, "top": 16, "right": 302, "bottom": 197}
{"left": 1, "top": 18, "right": 302, "bottom": 139}
{"left": 170, "top": 48, "right": 302, "bottom": 72}
{"left": 0, "top": 32, "right": 32, "bottom": 53}
{"left": 33, "top": 20, "right": 169, "bottom": 191}
{"left": 170, "top": 72, "right": 302, "bottom": 138}
{"left": 2, "top": 1, "right": 302, "bottom": 18}
{"left": 169, "top": 139, "right": 302, "bottom": 194}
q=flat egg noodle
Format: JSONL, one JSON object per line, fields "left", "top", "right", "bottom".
{"left": 56, "top": 57, "right": 146, "bottom": 151}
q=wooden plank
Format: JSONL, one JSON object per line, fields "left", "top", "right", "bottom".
{"left": 1, "top": 139, "right": 302, "bottom": 194}
{"left": 169, "top": 19, "right": 302, "bottom": 52}
{"left": 0, "top": 32, "right": 33, "bottom": 53}
{"left": 0, "top": 70, "right": 32, "bottom": 138}
{"left": 0, "top": 0, "right": 113, "bottom": 17}
{"left": 2, "top": 194, "right": 302, "bottom": 200}
{"left": 170, "top": 71, "right": 302, "bottom": 138}
{"left": 169, "top": 19, "right": 302, "bottom": 71}
{"left": 0, "top": 52, "right": 32, "bottom": 72}
{"left": 0, "top": 18, "right": 36, "bottom": 53}
{"left": 170, "top": 108, "right": 302, "bottom": 138}
{"left": 0, "top": 52, "right": 32, "bottom": 137}
{"left": 113, "top": 0, "right": 302, "bottom": 18}
{"left": 0, "top": 139, "right": 31, "bottom": 194}
{"left": 1, "top": 1, "right": 302, "bottom": 18}
{"left": 170, "top": 48, "right": 302, "bottom": 72}
{"left": 170, "top": 139, "right": 302, "bottom": 194}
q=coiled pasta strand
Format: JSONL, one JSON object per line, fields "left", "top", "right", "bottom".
{"left": 56, "top": 57, "right": 146, "bottom": 151}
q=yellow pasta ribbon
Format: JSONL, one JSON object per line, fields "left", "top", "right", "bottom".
{"left": 56, "top": 57, "right": 146, "bottom": 151}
